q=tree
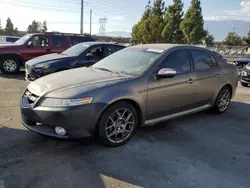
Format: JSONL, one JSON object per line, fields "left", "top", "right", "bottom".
{"left": 41, "top": 20, "right": 48, "bottom": 33}
{"left": 27, "top": 20, "right": 43, "bottom": 33}
{"left": 180, "top": 0, "right": 206, "bottom": 44}
{"left": 243, "top": 30, "right": 250, "bottom": 45}
{"left": 204, "top": 30, "right": 215, "bottom": 46}
{"left": 162, "top": 0, "right": 185, "bottom": 44}
{"left": 224, "top": 32, "right": 243, "bottom": 46}
{"left": 148, "top": 0, "right": 165, "bottom": 43}
{"left": 0, "top": 18, "right": 4, "bottom": 35}
{"left": 131, "top": 1, "right": 152, "bottom": 44}
{"left": 4, "top": 17, "right": 18, "bottom": 36}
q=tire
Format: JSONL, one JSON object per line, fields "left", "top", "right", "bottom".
{"left": 0, "top": 56, "right": 20, "bottom": 74}
{"left": 241, "top": 82, "right": 248, "bottom": 87}
{"left": 98, "top": 102, "right": 139, "bottom": 147}
{"left": 212, "top": 86, "right": 232, "bottom": 114}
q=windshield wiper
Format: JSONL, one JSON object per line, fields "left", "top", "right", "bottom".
{"left": 93, "top": 67, "right": 114, "bottom": 73}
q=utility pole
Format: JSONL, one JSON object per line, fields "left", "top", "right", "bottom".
{"left": 80, "top": 0, "right": 84, "bottom": 34}
{"left": 90, "top": 9, "right": 92, "bottom": 35}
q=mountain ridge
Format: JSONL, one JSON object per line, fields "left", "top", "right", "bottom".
{"left": 96, "top": 20, "right": 250, "bottom": 42}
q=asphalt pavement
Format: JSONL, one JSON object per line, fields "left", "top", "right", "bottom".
{"left": 0, "top": 71, "right": 250, "bottom": 188}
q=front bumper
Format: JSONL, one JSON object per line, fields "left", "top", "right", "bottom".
{"left": 25, "top": 69, "right": 44, "bottom": 81}
{"left": 21, "top": 96, "right": 106, "bottom": 139}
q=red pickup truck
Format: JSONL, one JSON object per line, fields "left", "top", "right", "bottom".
{"left": 0, "top": 32, "right": 95, "bottom": 74}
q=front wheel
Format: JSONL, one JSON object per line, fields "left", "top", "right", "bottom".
{"left": 98, "top": 102, "right": 138, "bottom": 147}
{"left": 241, "top": 82, "right": 248, "bottom": 87}
{"left": 212, "top": 86, "right": 232, "bottom": 114}
{"left": 0, "top": 56, "right": 20, "bottom": 74}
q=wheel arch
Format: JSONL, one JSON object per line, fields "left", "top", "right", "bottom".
{"left": 0, "top": 53, "right": 24, "bottom": 65}
{"left": 94, "top": 98, "right": 144, "bottom": 137}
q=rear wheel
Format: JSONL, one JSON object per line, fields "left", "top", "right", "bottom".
{"left": 98, "top": 102, "right": 138, "bottom": 147}
{"left": 241, "top": 82, "right": 248, "bottom": 87}
{"left": 212, "top": 86, "right": 232, "bottom": 114}
{"left": 0, "top": 56, "right": 20, "bottom": 74}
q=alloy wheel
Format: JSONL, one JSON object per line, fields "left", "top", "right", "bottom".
{"left": 105, "top": 108, "right": 135, "bottom": 144}
{"left": 217, "top": 88, "right": 231, "bottom": 112}
{"left": 3, "top": 60, "right": 17, "bottom": 72}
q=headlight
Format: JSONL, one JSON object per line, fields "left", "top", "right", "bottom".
{"left": 41, "top": 97, "right": 93, "bottom": 107}
{"left": 241, "top": 71, "right": 248, "bottom": 76}
{"left": 34, "top": 63, "right": 50, "bottom": 70}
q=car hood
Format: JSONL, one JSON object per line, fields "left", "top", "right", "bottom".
{"left": 0, "top": 43, "right": 20, "bottom": 49}
{"left": 235, "top": 57, "right": 250, "bottom": 62}
{"left": 26, "top": 53, "right": 75, "bottom": 66}
{"left": 28, "top": 67, "right": 130, "bottom": 96}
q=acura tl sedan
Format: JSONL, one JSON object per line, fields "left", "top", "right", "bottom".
{"left": 21, "top": 44, "right": 238, "bottom": 147}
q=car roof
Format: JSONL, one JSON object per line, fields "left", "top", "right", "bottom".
{"left": 78, "top": 41, "right": 124, "bottom": 46}
{"left": 129, "top": 43, "right": 208, "bottom": 51}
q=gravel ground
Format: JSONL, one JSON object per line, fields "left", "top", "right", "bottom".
{"left": 0, "top": 71, "right": 250, "bottom": 188}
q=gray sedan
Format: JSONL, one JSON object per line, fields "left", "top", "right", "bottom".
{"left": 20, "top": 44, "right": 238, "bottom": 147}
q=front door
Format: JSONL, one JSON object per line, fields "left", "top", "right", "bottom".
{"left": 77, "top": 44, "right": 105, "bottom": 67}
{"left": 190, "top": 49, "right": 222, "bottom": 105}
{"left": 21, "top": 35, "right": 49, "bottom": 61}
{"left": 146, "top": 49, "right": 197, "bottom": 120}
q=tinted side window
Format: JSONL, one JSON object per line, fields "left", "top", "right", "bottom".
{"left": 191, "top": 50, "right": 218, "bottom": 70}
{"left": 107, "top": 45, "right": 123, "bottom": 55}
{"left": 52, "top": 36, "right": 68, "bottom": 47}
{"left": 6, "top": 37, "right": 19, "bottom": 42}
{"left": 162, "top": 50, "right": 191, "bottom": 73}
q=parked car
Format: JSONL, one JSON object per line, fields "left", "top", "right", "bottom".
{"left": 25, "top": 42, "right": 125, "bottom": 81}
{"left": 240, "top": 62, "right": 250, "bottom": 87}
{"left": 20, "top": 44, "right": 238, "bottom": 147}
{"left": 0, "top": 35, "right": 20, "bottom": 44}
{"left": 0, "top": 32, "right": 95, "bottom": 73}
{"left": 233, "top": 54, "right": 250, "bottom": 71}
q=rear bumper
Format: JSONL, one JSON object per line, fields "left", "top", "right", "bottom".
{"left": 21, "top": 96, "right": 107, "bottom": 138}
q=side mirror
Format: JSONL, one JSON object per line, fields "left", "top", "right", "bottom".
{"left": 27, "top": 41, "right": 33, "bottom": 47}
{"left": 156, "top": 68, "right": 176, "bottom": 79}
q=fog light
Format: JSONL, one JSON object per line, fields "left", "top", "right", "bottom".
{"left": 55, "top": 126, "right": 67, "bottom": 136}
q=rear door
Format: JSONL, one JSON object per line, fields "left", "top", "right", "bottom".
{"left": 50, "top": 35, "right": 70, "bottom": 54}
{"left": 190, "top": 49, "right": 222, "bottom": 105}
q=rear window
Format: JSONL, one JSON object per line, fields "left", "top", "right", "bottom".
{"left": 52, "top": 36, "right": 68, "bottom": 47}
{"left": 6, "top": 37, "right": 19, "bottom": 43}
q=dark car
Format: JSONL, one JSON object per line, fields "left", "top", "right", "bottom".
{"left": 234, "top": 54, "right": 250, "bottom": 71}
{"left": 20, "top": 44, "right": 238, "bottom": 147}
{"left": 0, "top": 32, "right": 95, "bottom": 74}
{"left": 25, "top": 42, "right": 125, "bottom": 81}
{"left": 240, "top": 62, "right": 250, "bottom": 87}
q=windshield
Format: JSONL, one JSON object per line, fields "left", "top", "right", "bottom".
{"left": 62, "top": 43, "right": 89, "bottom": 56}
{"left": 15, "top": 34, "right": 33, "bottom": 45}
{"left": 92, "top": 47, "right": 164, "bottom": 75}
{"left": 243, "top": 54, "right": 250, "bottom": 58}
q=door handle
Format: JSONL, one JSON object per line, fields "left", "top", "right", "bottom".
{"left": 186, "top": 79, "right": 194, "bottom": 84}
{"left": 215, "top": 74, "right": 220, "bottom": 78}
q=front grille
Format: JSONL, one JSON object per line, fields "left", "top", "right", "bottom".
{"left": 236, "top": 62, "right": 249, "bottom": 69}
{"left": 23, "top": 89, "right": 39, "bottom": 103}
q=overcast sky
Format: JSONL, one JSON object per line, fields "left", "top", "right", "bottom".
{"left": 0, "top": 0, "right": 249, "bottom": 34}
